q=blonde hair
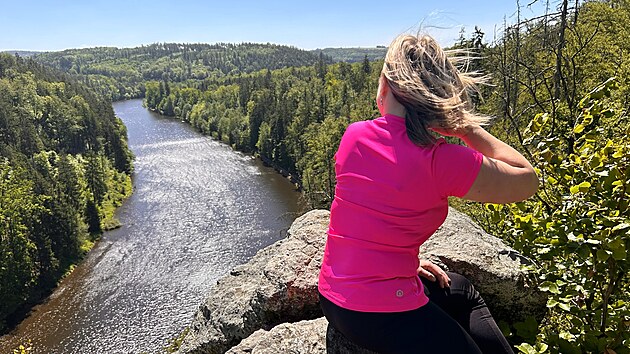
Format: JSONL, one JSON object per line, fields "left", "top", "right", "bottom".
{"left": 381, "top": 33, "right": 489, "bottom": 146}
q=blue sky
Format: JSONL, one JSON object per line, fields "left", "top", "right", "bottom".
{"left": 1, "top": 0, "right": 550, "bottom": 51}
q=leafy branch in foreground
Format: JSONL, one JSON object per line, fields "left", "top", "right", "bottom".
{"left": 486, "top": 78, "right": 629, "bottom": 353}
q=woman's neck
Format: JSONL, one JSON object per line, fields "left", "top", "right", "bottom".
{"left": 383, "top": 99, "right": 407, "bottom": 118}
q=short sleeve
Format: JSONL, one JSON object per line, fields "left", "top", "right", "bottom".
{"left": 334, "top": 121, "right": 362, "bottom": 163}
{"left": 432, "top": 142, "right": 484, "bottom": 198}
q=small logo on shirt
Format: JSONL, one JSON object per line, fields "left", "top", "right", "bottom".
{"left": 395, "top": 289, "right": 404, "bottom": 298}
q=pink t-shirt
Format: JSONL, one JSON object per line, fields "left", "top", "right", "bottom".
{"left": 318, "top": 114, "right": 483, "bottom": 313}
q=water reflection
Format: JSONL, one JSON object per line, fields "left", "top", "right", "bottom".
{"left": 0, "top": 99, "right": 302, "bottom": 353}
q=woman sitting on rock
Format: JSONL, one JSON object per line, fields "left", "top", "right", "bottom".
{"left": 318, "top": 33, "right": 539, "bottom": 354}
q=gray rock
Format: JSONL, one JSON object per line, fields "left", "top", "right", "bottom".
{"left": 177, "top": 210, "right": 329, "bottom": 354}
{"left": 226, "top": 318, "right": 377, "bottom": 354}
{"left": 419, "top": 208, "right": 546, "bottom": 323}
{"left": 177, "top": 208, "right": 545, "bottom": 353}
{"left": 225, "top": 318, "right": 328, "bottom": 354}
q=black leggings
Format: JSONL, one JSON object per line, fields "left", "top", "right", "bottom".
{"left": 319, "top": 272, "right": 514, "bottom": 354}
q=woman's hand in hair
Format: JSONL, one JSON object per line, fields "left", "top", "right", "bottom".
{"left": 418, "top": 259, "right": 451, "bottom": 288}
{"left": 429, "top": 123, "right": 474, "bottom": 139}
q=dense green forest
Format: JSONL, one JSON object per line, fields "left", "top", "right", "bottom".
{"left": 34, "top": 43, "right": 333, "bottom": 101}
{"left": 0, "top": 53, "right": 133, "bottom": 332}
{"left": 144, "top": 56, "right": 379, "bottom": 207}
{"left": 143, "top": 1, "right": 629, "bottom": 352}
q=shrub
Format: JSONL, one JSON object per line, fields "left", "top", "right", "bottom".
{"left": 486, "top": 78, "right": 630, "bottom": 353}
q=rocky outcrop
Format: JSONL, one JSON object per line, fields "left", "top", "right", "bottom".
{"left": 177, "top": 210, "right": 329, "bottom": 354}
{"left": 225, "top": 318, "right": 378, "bottom": 354}
{"left": 225, "top": 318, "right": 328, "bottom": 354}
{"left": 177, "top": 208, "right": 545, "bottom": 353}
{"left": 419, "top": 209, "right": 547, "bottom": 323}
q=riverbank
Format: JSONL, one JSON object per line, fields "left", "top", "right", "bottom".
{"left": 1, "top": 170, "right": 133, "bottom": 337}
{"left": 145, "top": 101, "right": 306, "bottom": 200}
{"left": 0, "top": 99, "right": 302, "bottom": 353}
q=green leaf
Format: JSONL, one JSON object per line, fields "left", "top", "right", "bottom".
{"left": 589, "top": 155, "right": 602, "bottom": 169}
{"left": 612, "top": 246, "right": 626, "bottom": 261}
{"left": 571, "top": 181, "right": 591, "bottom": 194}
{"left": 557, "top": 338, "right": 583, "bottom": 354}
{"left": 516, "top": 343, "right": 536, "bottom": 354}
{"left": 612, "top": 223, "right": 630, "bottom": 232}
{"left": 597, "top": 249, "right": 610, "bottom": 261}
{"left": 612, "top": 149, "right": 625, "bottom": 159}
{"left": 514, "top": 316, "right": 539, "bottom": 341}
{"left": 609, "top": 239, "right": 627, "bottom": 261}
{"left": 558, "top": 302, "right": 571, "bottom": 311}
{"left": 540, "top": 281, "right": 560, "bottom": 294}
{"left": 609, "top": 238, "right": 624, "bottom": 248}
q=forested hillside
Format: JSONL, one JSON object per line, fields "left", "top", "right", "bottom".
{"left": 34, "top": 43, "right": 332, "bottom": 101}
{"left": 311, "top": 47, "right": 387, "bottom": 62}
{"left": 2, "top": 51, "right": 40, "bottom": 58}
{"left": 144, "top": 58, "right": 380, "bottom": 208}
{"left": 143, "top": 1, "right": 630, "bottom": 352}
{"left": 0, "top": 53, "right": 133, "bottom": 332}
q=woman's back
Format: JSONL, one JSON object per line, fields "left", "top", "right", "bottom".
{"left": 319, "top": 113, "right": 482, "bottom": 313}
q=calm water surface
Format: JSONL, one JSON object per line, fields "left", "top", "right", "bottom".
{"left": 0, "top": 99, "right": 302, "bottom": 353}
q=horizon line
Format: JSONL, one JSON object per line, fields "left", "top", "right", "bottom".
{"left": 1, "top": 41, "right": 396, "bottom": 54}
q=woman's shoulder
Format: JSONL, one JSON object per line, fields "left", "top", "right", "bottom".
{"left": 341, "top": 119, "right": 374, "bottom": 137}
{"left": 348, "top": 118, "right": 373, "bottom": 129}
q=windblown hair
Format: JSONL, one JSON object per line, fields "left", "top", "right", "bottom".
{"left": 381, "top": 33, "right": 489, "bottom": 146}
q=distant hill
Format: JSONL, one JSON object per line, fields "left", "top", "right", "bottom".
{"left": 311, "top": 47, "right": 387, "bottom": 63}
{"left": 34, "top": 43, "right": 332, "bottom": 100}
{"left": 2, "top": 50, "right": 41, "bottom": 57}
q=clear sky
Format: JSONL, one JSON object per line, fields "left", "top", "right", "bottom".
{"left": 1, "top": 0, "right": 550, "bottom": 52}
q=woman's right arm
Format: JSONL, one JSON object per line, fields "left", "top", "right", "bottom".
{"left": 460, "top": 126, "right": 539, "bottom": 204}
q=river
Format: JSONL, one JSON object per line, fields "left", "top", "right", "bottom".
{"left": 0, "top": 99, "right": 303, "bottom": 353}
